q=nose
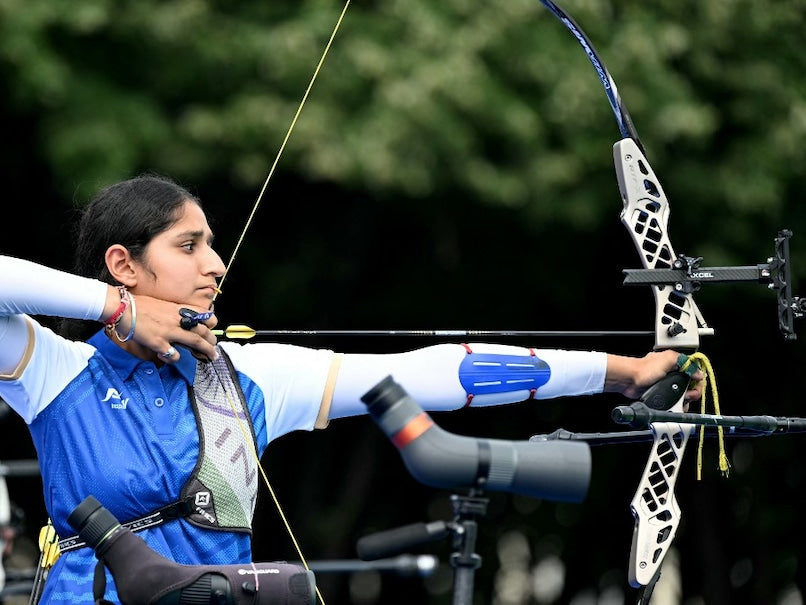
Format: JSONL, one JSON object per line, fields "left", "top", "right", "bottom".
{"left": 205, "top": 247, "right": 226, "bottom": 278}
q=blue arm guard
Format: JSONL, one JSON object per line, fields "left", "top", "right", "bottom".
{"left": 458, "top": 347, "right": 551, "bottom": 403}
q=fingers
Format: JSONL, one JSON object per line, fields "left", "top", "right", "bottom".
{"left": 150, "top": 328, "right": 219, "bottom": 364}
{"left": 159, "top": 346, "right": 177, "bottom": 360}
{"left": 127, "top": 297, "right": 220, "bottom": 363}
{"left": 177, "top": 310, "right": 218, "bottom": 348}
{"left": 166, "top": 321, "right": 219, "bottom": 362}
{"left": 683, "top": 378, "right": 703, "bottom": 403}
{"left": 179, "top": 308, "right": 216, "bottom": 331}
{"left": 684, "top": 384, "right": 703, "bottom": 405}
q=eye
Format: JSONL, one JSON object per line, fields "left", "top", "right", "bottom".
{"left": 181, "top": 242, "right": 195, "bottom": 252}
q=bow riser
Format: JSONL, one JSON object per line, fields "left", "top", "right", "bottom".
{"left": 614, "top": 139, "right": 701, "bottom": 595}
{"left": 614, "top": 138, "right": 709, "bottom": 351}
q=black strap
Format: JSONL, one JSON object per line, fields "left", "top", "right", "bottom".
{"left": 92, "top": 559, "right": 107, "bottom": 604}
{"left": 58, "top": 497, "right": 194, "bottom": 553}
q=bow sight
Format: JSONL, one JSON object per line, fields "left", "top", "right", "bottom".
{"left": 621, "top": 227, "right": 804, "bottom": 342}
{"left": 615, "top": 138, "right": 804, "bottom": 350}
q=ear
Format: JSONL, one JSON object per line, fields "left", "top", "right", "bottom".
{"left": 105, "top": 244, "right": 138, "bottom": 288}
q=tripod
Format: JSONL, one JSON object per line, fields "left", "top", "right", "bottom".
{"left": 357, "top": 491, "right": 489, "bottom": 605}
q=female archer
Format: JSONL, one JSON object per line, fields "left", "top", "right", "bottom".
{"left": 0, "top": 173, "right": 701, "bottom": 603}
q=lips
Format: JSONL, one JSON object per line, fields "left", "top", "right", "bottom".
{"left": 198, "top": 285, "right": 219, "bottom": 297}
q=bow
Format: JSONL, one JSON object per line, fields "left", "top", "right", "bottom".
{"left": 208, "top": 3, "right": 804, "bottom": 602}
{"left": 538, "top": 1, "right": 803, "bottom": 602}
{"left": 535, "top": 3, "right": 698, "bottom": 599}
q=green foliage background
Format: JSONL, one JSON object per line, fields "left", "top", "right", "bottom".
{"left": 1, "top": 1, "right": 805, "bottom": 603}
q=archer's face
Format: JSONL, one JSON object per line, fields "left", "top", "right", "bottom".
{"left": 133, "top": 200, "right": 225, "bottom": 308}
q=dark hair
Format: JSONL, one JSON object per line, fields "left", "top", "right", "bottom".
{"left": 58, "top": 174, "right": 202, "bottom": 340}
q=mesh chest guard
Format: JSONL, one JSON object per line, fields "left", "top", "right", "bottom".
{"left": 182, "top": 351, "right": 259, "bottom": 532}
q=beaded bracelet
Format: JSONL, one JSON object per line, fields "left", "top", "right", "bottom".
{"left": 104, "top": 286, "right": 129, "bottom": 329}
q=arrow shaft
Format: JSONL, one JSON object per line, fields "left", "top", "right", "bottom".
{"left": 215, "top": 328, "right": 654, "bottom": 338}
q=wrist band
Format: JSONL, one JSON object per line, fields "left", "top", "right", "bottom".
{"left": 113, "top": 294, "right": 137, "bottom": 343}
{"left": 104, "top": 286, "right": 129, "bottom": 328}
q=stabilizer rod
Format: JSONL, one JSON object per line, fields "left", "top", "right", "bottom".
{"left": 612, "top": 402, "right": 806, "bottom": 434}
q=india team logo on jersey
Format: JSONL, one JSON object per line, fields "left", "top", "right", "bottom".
{"left": 100, "top": 387, "right": 129, "bottom": 410}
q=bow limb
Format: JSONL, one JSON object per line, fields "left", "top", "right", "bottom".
{"left": 626, "top": 405, "right": 691, "bottom": 593}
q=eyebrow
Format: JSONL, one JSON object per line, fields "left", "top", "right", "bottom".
{"left": 176, "top": 229, "right": 215, "bottom": 245}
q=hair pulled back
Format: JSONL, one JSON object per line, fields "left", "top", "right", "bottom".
{"left": 59, "top": 174, "right": 201, "bottom": 340}
{"left": 73, "top": 174, "right": 201, "bottom": 283}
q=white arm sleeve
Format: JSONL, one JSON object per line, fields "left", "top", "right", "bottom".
{"left": 330, "top": 343, "right": 607, "bottom": 419}
{"left": 0, "top": 256, "right": 108, "bottom": 320}
{"left": 0, "top": 255, "right": 108, "bottom": 378}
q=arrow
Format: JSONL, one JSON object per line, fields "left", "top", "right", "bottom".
{"left": 212, "top": 324, "right": 655, "bottom": 340}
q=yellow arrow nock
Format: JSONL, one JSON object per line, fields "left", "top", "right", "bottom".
{"left": 212, "top": 324, "right": 257, "bottom": 340}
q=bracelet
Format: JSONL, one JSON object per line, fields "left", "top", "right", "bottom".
{"left": 104, "top": 286, "right": 129, "bottom": 329}
{"left": 113, "top": 294, "right": 137, "bottom": 343}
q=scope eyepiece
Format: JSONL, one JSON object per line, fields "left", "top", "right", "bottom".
{"left": 66, "top": 495, "right": 122, "bottom": 555}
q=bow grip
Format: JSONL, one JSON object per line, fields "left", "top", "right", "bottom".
{"left": 639, "top": 371, "right": 689, "bottom": 411}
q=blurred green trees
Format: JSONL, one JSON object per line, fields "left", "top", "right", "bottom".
{"left": 1, "top": 1, "right": 805, "bottom": 603}
{"left": 1, "top": 1, "right": 803, "bottom": 239}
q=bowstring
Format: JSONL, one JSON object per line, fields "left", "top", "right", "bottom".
{"left": 215, "top": 0, "right": 352, "bottom": 300}
{"left": 221, "top": 388, "right": 327, "bottom": 602}
{"left": 212, "top": 4, "right": 352, "bottom": 604}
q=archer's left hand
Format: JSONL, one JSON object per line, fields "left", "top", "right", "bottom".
{"left": 605, "top": 350, "right": 704, "bottom": 404}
